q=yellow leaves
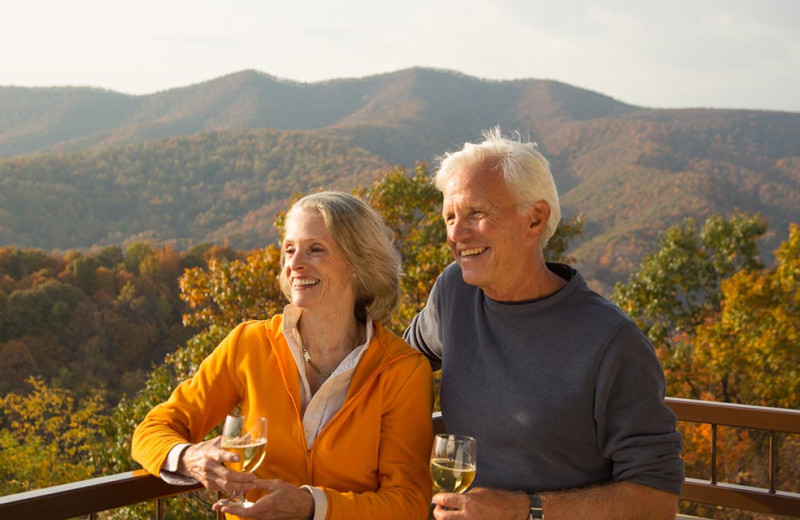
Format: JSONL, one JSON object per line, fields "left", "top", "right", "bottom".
{"left": 691, "top": 227, "right": 800, "bottom": 409}
{"left": 179, "top": 245, "right": 284, "bottom": 331}
{"left": 0, "top": 376, "right": 105, "bottom": 493}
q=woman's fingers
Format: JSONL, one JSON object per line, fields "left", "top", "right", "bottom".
{"left": 213, "top": 480, "right": 314, "bottom": 519}
{"left": 180, "top": 437, "right": 255, "bottom": 493}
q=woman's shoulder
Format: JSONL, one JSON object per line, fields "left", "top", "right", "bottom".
{"left": 226, "top": 315, "right": 284, "bottom": 344}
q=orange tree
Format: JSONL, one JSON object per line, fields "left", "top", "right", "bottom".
{"left": 688, "top": 225, "right": 800, "bottom": 513}
{"left": 615, "top": 217, "right": 800, "bottom": 519}
{"left": 690, "top": 223, "right": 799, "bottom": 409}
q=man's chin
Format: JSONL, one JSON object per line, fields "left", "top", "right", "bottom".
{"left": 459, "top": 267, "right": 484, "bottom": 288}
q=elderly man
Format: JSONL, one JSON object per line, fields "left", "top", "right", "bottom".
{"left": 405, "top": 128, "right": 684, "bottom": 520}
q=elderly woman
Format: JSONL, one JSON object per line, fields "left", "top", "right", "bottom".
{"left": 132, "top": 192, "right": 434, "bottom": 520}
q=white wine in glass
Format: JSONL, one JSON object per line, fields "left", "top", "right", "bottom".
{"left": 430, "top": 433, "right": 477, "bottom": 494}
{"left": 215, "top": 414, "right": 267, "bottom": 508}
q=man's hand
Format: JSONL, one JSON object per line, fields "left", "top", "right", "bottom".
{"left": 432, "top": 482, "right": 678, "bottom": 520}
{"left": 212, "top": 479, "right": 314, "bottom": 520}
{"left": 178, "top": 436, "right": 256, "bottom": 495}
{"left": 432, "top": 487, "right": 529, "bottom": 520}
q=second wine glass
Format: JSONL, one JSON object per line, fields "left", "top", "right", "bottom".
{"left": 430, "top": 433, "right": 477, "bottom": 494}
{"left": 215, "top": 414, "right": 268, "bottom": 508}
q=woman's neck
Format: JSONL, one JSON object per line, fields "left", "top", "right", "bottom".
{"left": 298, "top": 309, "right": 361, "bottom": 354}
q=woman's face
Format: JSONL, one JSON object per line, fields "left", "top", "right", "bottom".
{"left": 282, "top": 209, "right": 356, "bottom": 313}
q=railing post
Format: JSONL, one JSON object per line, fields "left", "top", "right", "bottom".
{"left": 769, "top": 431, "right": 776, "bottom": 494}
{"left": 710, "top": 423, "right": 717, "bottom": 484}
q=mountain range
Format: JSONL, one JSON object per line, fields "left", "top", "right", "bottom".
{"left": 1, "top": 67, "right": 799, "bottom": 291}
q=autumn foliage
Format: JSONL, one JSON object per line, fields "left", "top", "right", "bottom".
{"left": 0, "top": 168, "right": 797, "bottom": 519}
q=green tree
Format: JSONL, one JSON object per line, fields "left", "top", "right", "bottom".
{"left": 124, "top": 242, "right": 153, "bottom": 275}
{"left": 69, "top": 254, "right": 100, "bottom": 294}
{"left": 2, "top": 280, "right": 88, "bottom": 340}
{"left": 96, "top": 245, "right": 124, "bottom": 269}
{"left": 613, "top": 212, "right": 766, "bottom": 347}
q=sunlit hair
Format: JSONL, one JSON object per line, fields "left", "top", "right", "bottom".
{"left": 279, "top": 191, "right": 402, "bottom": 323}
{"left": 434, "top": 126, "right": 561, "bottom": 247}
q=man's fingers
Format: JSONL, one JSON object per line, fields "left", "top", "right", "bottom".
{"left": 433, "top": 491, "right": 466, "bottom": 517}
{"left": 432, "top": 492, "right": 462, "bottom": 508}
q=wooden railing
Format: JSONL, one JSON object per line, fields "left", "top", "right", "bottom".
{"left": 665, "top": 397, "right": 800, "bottom": 516}
{"left": 1, "top": 397, "right": 799, "bottom": 518}
{"left": 0, "top": 469, "right": 208, "bottom": 519}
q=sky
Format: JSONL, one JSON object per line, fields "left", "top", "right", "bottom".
{"left": 2, "top": 0, "right": 799, "bottom": 113}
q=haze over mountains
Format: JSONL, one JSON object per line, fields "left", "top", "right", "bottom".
{"left": 1, "top": 67, "right": 799, "bottom": 290}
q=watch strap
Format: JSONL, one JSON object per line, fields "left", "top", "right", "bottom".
{"left": 528, "top": 493, "right": 543, "bottom": 519}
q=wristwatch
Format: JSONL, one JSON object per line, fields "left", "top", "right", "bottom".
{"left": 528, "top": 493, "right": 543, "bottom": 519}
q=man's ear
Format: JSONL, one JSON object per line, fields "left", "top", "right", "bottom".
{"left": 528, "top": 201, "right": 551, "bottom": 231}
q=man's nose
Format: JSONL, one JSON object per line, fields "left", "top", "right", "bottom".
{"left": 448, "top": 216, "right": 471, "bottom": 242}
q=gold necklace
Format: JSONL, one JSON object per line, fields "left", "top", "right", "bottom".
{"left": 300, "top": 330, "right": 359, "bottom": 378}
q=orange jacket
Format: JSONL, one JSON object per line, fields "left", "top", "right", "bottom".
{"left": 131, "top": 317, "right": 434, "bottom": 519}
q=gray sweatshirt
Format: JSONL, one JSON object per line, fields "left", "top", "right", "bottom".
{"left": 405, "top": 262, "right": 684, "bottom": 495}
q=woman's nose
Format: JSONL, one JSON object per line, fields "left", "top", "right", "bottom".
{"left": 287, "top": 252, "right": 305, "bottom": 270}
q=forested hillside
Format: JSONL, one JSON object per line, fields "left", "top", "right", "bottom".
{"left": 0, "top": 129, "right": 391, "bottom": 250}
{"left": 2, "top": 67, "right": 799, "bottom": 292}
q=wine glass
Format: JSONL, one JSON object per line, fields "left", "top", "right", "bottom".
{"left": 430, "top": 433, "right": 477, "bottom": 494}
{"left": 214, "top": 414, "right": 268, "bottom": 508}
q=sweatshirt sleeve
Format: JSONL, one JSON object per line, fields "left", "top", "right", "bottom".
{"left": 594, "top": 323, "right": 685, "bottom": 495}
{"left": 404, "top": 276, "right": 444, "bottom": 371}
{"left": 130, "top": 324, "right": 246, "bottom": 476}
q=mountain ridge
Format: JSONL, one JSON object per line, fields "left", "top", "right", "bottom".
{"left": 1, "top": 67, "right": 798, "bottom": 290}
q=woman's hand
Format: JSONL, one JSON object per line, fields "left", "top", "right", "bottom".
{"left": 178, "top": 436, "right": 256, "bottom": 495}
{"left": 213, "top": 479, "right": 315, "bottom": 520}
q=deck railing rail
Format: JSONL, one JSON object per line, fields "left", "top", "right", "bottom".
{"left": 1, "top": 397, "right": 799, "bottom": 518}
{"left": 664, "top": 397, "right": 800, "bottom": 516}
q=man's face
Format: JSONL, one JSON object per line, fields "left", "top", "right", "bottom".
{"left": 441, "top": 165, "right": 540, "bottom": 301}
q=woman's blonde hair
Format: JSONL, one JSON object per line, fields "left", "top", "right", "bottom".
{"left": 279, "top": 191, "right": 402, "bottom": 323}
